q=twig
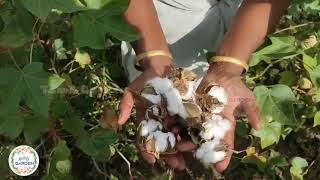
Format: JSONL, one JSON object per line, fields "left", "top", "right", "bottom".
{"left": 92, "top": 159, "right": 109, "bottom": 178}
{"left": 7, "top": 51, "right": 22, "bottom": 71}
{"left": 275, "top": 22, "right": 319, "bottom": 34}
{"left": 302, "top": 160, "right": 315, "bottom": 176}
{"left": 252, "top": 59, "right": 284, "bottom": 80}
{"left": 115, "top": 147, "right": 133, "bottom": 180}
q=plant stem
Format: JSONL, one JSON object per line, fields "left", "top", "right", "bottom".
{"left": 252, "top": 59, "right": 284, "bottom": 80}
{"left": 7, "top": 51, "right": 22, "bottom": 71}
{"left": 275, "top": 22, "right": 319, "bottom": 34}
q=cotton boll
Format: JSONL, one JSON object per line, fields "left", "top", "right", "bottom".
{"left": 200, "top": 115, "right": 232, "bottom": 140}
{"left": 181, "top": 81, "right": 195, "bottom": 100}
{"left": 141, "top": 94, "right": 162, "bottom": 105}
{"left": 207, "top": 86, "right": 228, "bottom": 104}
{"left": 167, "top": 132, "right": 176, "bottom": 148}
{"left": 165, "top": 88, "right": 183, "bottom": 116}
{"left": 202, "top": 151, "right": 226, "bottom": 165}
{"left": 139, "top": 119, "right": 163, "bottom": 137}
{"left": 151, "top": 106, "right": 160, "bottom": 116}
{"left": 195, "top": 139, "right": 220, "bottom": 160}
{"left": 146, "top": 77, "right": 173, "bottom": 94}
{"left": 153, "top": 131, "right": 175, "bottom": 153}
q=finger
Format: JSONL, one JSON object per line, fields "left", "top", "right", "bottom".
{"left": 118, "top": 91, "right": 135, "bottom": 125}
{"left": 176, "top": 141, "right": 197, "bottom": 152}
{"left": 215, "top": 114, "right": 236, "bottom": 173}
{"left": 137, "top": 142, "right": 156, "bottom": 164}
{"left": 243, "top": 97, "right": 261, "bottom": 130}
{"left": 162, "top": 153, "right": 186, "bottom": 171}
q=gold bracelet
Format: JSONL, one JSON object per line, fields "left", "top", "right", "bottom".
{"left": 135, "top": 50, "right": 173, "bottom": 67}
{"left": 209, "top": 56, "right": 249, "bottom": 72}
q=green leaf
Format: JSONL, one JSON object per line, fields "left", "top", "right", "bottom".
{"left": 62, "top": 114, "right": 88, "bottom": 137}
{"left": 254, "top": 85, "right": 297, "bottom": 126}
{"left": 72, "top": 5, "right": 138, "bottom": 49}
{"left": 0, "top": 113, "right": 24, "bottom": 139}
{"left": 0, "top": 62, "right": 50, "bottom": 139}
{"left": 24, "top": 114, "right": 49, "bottom": 143}
{"left": 313, "top": 111, "right": 320, "bottom": 127}
{"left": 253, "top": 119, "right": 282, "bottom": 149}
{"left": 84, "top": 0, "right": 112, "bottom": 9}
{"left": 250, "top": 35, "right": 298, "bottom": 67}
{"left": 0, "top": 7, "right": 33, "bottom": 48}
{"left": 49, "top": 74, "right": 65, "bottom": 91}
{"left": 309, "top": 65, "right": 320, "bottom": 88}
{"left": 290, "top": 157, "right": 308, "bottom": 180}
{"left": 53, "top": 39, "right": 68, "bottom": 60}
{"left": 75, "top": 49, "right": 91, "bottom": 68}
{"left": 279, "top": 71, "right": 296, "bottom": 86}
{"left": 44, "top": 140, "right": 73, "bottom": 180}
{"left": 77, "top": 129, "right": 118, "bottom": 160}
{"left": 20, "top": 0, "right": 85, "bottom": 20}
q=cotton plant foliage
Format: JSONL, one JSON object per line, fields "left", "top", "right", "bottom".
{"left": 137, "top": 67, "right": 232, "bottom": 166}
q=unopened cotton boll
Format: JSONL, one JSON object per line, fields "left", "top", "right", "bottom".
{"left": 139, "top": 119, "right": 163, "bottom": 137}
{"left": 207, "top": 86, "right": 228, "bottom": 104}
{"left": 146, "top": 77, "right": 173, "bottom": 94}
{"left": 165, "top": 88, "right": 183, "bottom": 116}
{"left": 141, "top": 94, "right": 162, "bottom": 105}
{"left": 153, "top": 131, "right": 176, "bottom": 153}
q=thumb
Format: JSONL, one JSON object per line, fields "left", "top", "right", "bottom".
{"left": 118, "top": 90, "right": 135, "bottom": 125}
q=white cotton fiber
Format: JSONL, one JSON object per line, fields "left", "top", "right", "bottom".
{"left": 146, "top": 77, "right": 173, "bottom": 94}
{"left": 141, "top": 94, "right": 162, "bottom": 105}
{"left": 200, "top": 115, "right": 232, "bottom": 140}
{"left": 139, "top": 119, "right": 163, "bottom": 137}
{"left": 165, "top": 88, "right": 183, "bottom": 116}
{"left": 153, "top": 131, "right": 176, "bottom": 153}
{"left": 207, "top": 86, "right": 228, "bottom": 104}
{"left": 195, "top": 139, "right": 226, "bottom": 165}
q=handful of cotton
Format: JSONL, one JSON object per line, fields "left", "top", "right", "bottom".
{"left": 138, "top": 68, "right": 231, "bottom": 166}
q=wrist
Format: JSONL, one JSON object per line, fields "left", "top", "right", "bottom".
{"left": 207, "top": 62, "right": 243, "bottom": 85}
{"left": 140, "top": 56, "right": 173, "bottom": 77}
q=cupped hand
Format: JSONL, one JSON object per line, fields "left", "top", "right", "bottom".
{"left": 197, "top": 63, "right": 261, "bottom": 172}
{"left": 118, "top": 58, "right": 196, "bottom": 170}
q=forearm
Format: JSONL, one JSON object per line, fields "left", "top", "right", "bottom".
{"left": 213, "top": 0, "right": 290, "bottom": 76}
{"left": 124, "top": 0, "right": 171, "bottom": 64}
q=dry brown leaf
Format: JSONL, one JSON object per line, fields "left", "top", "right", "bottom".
{"left": 180, "top": 69, "right": 197, "bottom": 81}
{"left": 99, "top": 105, "right": 119, "bottom": 131}
{"left": 172, "top": 78, "right": 189, "bottom": 96}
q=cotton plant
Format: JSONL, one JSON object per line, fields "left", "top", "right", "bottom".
{"left": 137, "top": 67, "right": 232, "bottom": 166}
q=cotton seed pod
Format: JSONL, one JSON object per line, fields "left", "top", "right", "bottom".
{"left": 183, "top": 102, "right": 202, "bottom": 119}
{"left": 302, "top": 35, "right": 318, "bottom": 49}
{"left": 172, "top": 78, "right": 189, "bottom": 96}
{"left": 139, "top": 119, "right": 163, "bottom": 137}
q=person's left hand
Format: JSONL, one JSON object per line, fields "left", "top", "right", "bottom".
{"left": 197, "top": 63, "right": 261, "bottom": 172}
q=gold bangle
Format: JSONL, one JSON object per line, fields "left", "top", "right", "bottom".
{"left": 135, "top": 50, "right": 173, "bottom": 67}
{"left": 209, "top": 56, "right": 249, "bottom": 72}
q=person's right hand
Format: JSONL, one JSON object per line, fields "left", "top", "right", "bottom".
{"left": 118, "top": 57, "right": 196, "bottom": 170}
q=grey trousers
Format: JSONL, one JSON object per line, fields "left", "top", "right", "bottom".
{"left": 122, "top": 0, "right": 241, "bottom": 82}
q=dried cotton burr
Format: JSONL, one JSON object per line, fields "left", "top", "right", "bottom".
{"left": 137, "top": 67, "right": 232, "bottom": 167}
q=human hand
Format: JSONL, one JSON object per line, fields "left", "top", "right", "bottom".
{"left": 197, "top": 63, "right": 261, "bottom": 172}
{"left": 118, "top": 57, "right": 196, "bottom": 170}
